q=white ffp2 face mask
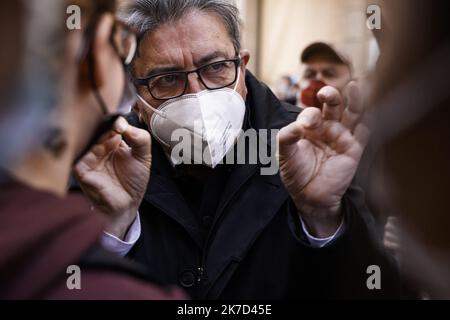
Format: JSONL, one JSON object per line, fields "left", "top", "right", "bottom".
{"left": 138, "top": 70, "right": 246, "bottom": 168}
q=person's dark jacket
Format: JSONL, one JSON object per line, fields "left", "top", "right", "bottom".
{"left": 127, "top": 71, "right": 403, "bottom": 299}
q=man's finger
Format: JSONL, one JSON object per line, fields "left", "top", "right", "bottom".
{"left": 112, "top": 116, "right": 129, "bottom": 135}
{"left": 322, "top": 121, "right": 354, "bottom": 153}
{"left": 94, "top": 116, "right": 127, "bottom": 145}
{"left": 353, "top": 122, "right": 371, "bottom": 149}
{"left": 91, "top": 134, "right": 122, "bottom": 158}
{"left": 384, "top": 239, "right": 400, "bottom": 251}
{"left": 278, "top": 108, "right": 322, "bottom": 159}
{"left": 80, "top": 117, "right": 128, "bottom": 157}
{"left": 321, "top": 121, "right": 352, "bottom": 146}
{"left": 278, "top": 122, "right": 302, "bottom": 153}
{"left": 280, "top": 108, "right": 323, "bottom": 145}
{"left": 122, "top": 125, "right": 152, "bottom": 158}
{"left": 318, "top": 86, "right": 343, "bottom": 121}
{"left": 298, "top": 107, "right": 323, "bottom": 129}
{"left": 342, "top": 82, "right": 364, "bottom": 131}
{"left": 75, "top": 133, "right": 122, "bottom": 172}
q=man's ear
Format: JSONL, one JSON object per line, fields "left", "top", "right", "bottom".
{"left": 236, "top": 50, "right": 250, "bottom": 99}
{"left": 89, "top": 14, "right": 115, "bottom": 90}
{"left": 132, "top": 104, "right": 144, "bottom": 122}
{"left": 240, "top": 49, "right": 251, "bottom": 70}
{"left": 239, "top": 50, "right": 251, "bottom": 88}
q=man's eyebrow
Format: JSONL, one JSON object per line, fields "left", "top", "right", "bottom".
{"left": 195, "top": 51, "right": 231, "bottom": 67}
{"left": 139, "top": 51, "right": 232, "bottom": 79}
{"left": 140, "top": 66, "right": 184, "bottom": 79}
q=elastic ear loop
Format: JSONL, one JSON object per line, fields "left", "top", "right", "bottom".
{"left": 137, "top": 94, "right": 167, "bottom": 118}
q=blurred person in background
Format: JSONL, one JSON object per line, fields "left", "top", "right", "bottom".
{"left": 368, "top": 0, "right": 450, "bottom": 299}
{"left": 298, "top": 42, "right": 353, "bottom": 109}
{"left": 0, "top": 0, "right": 184, "bottom": 300}
{"left": 274, "top": 74, "right": 299, "bottom": 105}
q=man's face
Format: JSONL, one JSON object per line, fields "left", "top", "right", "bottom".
{"left": 133, "top": 10, "right": 249, "bottom": 128}
{"left": 301, "top": 56, "right": 352, "bottom": 93}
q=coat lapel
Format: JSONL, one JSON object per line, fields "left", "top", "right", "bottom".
{"left": 142, "top": 141, "right": 204, "bottom": 248}
{"left": 204, "top": 171, "right": 289, "bottom": 298}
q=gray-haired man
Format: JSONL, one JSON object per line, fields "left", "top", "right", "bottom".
{"left": 76, "top": 0, "right": 402, "bottom": 299}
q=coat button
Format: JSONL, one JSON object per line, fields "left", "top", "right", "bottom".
{"left": 179, "top": 270, "right": 196, "bottom": 288}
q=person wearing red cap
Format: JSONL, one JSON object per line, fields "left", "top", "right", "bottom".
{"left": 299, "top": 42, "right": 353, "bottom": 109}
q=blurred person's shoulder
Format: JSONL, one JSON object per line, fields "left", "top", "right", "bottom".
{"left": 45, "top": 269, "right": 187, "bottom": 300}
{"left": 0, "top": 175, "right": 187, "bottom": 300}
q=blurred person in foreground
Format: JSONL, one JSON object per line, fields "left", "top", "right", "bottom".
{"left": 368, "top": 0, "right": 450, "bottom": 299}
{"left": 0, "top": 1, "right": 46, "bottom": 169}
{"left": 298, "top": 42, "right": 353, "bottom": 109}
{"left": 0, "top": 0, "right": 184, "bottom": 300}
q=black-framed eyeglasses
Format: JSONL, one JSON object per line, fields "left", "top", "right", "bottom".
{"left": 79, "top": 17, "right": 138, "bottom": 67}
{"left": 134, "top": 57, "right": 241, "bottom": 101}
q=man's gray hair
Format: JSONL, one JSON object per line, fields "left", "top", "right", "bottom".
{"left": 120, "top": 0, "right": 241, "bottom": 53}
